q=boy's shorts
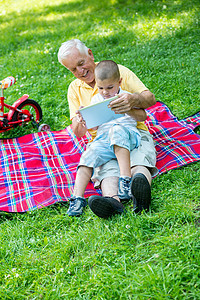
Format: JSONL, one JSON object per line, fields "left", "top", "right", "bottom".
{"left": 92, "top": 129, "right": 158, "bottom": 188}
{"left": 79, "top": 124, "right": 140, "bottom": 169}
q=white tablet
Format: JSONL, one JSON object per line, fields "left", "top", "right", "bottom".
{"left": 79, "top": 96, "right": 124, "bottom": 129}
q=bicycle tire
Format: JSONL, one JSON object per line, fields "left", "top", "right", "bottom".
{"left": 12, "top": 99, "right": 43, "bottom": 125}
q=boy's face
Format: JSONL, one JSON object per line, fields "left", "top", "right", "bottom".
{"left": 96, "top": 77, "right": 122, "bottom": 99}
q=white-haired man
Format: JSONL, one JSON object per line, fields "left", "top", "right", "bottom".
{"left": 58, "top": 39, "right": 158, "bottom": 218}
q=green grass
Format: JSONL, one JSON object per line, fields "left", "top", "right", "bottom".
{"left": 0, "top": 0, "right": 200, "bottom": 299}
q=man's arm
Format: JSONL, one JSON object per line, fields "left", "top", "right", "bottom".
{"left": 126, "top": 108, "right": 147, "bottom": 122}
{"left": 109, "top": 90, "right": 156, "bottom": 114}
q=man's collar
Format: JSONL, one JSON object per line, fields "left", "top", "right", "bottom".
{"left": 74, "top": 79, "right": 98, "bottom": 92}
{"left": 74, "top": 79, "right": 93, "bottom": 88}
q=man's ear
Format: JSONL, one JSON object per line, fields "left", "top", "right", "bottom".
{"left": 88, "top": 49, "right": 94, "bottom": 60}
{"left": 119, "top": 78, "right": 122, "bottom": 85}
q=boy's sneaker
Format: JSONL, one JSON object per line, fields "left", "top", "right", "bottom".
{"left": 67, "top": 196, "right": 87, "bottom": 217}
{"left": 118, "top": 176, "right": 132, "bottom": 201}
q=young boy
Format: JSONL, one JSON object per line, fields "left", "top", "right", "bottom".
{"left": 67, "top": 60, "right": 147, "bottom": 216}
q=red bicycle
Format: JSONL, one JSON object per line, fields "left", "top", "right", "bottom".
{"left": 0, "top": 76, "right": 49, "bottom": 133}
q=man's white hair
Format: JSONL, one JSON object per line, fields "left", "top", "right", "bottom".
{"left": 58, "top": 39, "right": 89, "bottom": 65}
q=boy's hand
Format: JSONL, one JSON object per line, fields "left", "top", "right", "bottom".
{"left": 76, "top": 107, "right": 86, "bottom": 127}
{"left": 91, "top": 126, "right": 98, "bottom": 130}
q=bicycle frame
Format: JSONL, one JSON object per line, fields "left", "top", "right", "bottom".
{"left": 0, "top": 76, "right": 42, "bottom": 132}
{"left": 6, "top": 94, "right": 30, "bottom": 121}
{"left": 0, "top": 90, "right": 30, "bottom": 127}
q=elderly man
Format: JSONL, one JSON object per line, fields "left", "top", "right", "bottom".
{"left": 58, "top": 39, "right": 158, "bottom": 218}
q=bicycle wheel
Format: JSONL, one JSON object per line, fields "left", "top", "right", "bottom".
{"left": 12, "top": 99, "right": 43, "bottom": 125}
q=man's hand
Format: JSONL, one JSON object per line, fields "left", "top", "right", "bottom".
{"left": 108, "top": 93, "right": 134, "bottom": 114}
{"left": 108, "top": 90, "right": 156, "bottom": 114}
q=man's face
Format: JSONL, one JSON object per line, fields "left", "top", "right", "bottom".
{"left": 96, "top": 77, "right": 121, "bottom": 99}
{"left": 61, "top": 48, "right": 96, "bottom": 87}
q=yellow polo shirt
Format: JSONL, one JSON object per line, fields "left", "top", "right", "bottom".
{"left": 67, "top": 64, "right": 149, "bottom": 137}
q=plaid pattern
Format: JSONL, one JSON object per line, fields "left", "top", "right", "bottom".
{"left": 145, "top": 102, "right": 200, "bottom": 175}
{"left": 180, "top": 112, "right": 200, "bottom": 130}
{"left": 0, "top": 128, "right": 101, "bottom": 212}
{"left": 0, "top": 101, "right": 200, "bottom": 212}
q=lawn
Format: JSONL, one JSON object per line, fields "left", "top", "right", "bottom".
{"left": 0, "top": 0, "right": 200, "bottom": 299}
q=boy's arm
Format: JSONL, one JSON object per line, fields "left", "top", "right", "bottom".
{"left": 70, "top": 91, "right": 100, "bottom": 137}
{"left": 72, "top": 116, "right": 87, "bottom": 138}
{"left": 72, "top": 109, "right": 87, "bottom": 138}
{"left": 72, "top": 108, "right": 98, "bottom": 137}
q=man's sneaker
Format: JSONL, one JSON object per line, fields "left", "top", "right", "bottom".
{"left": 67, "top": 196, "right": 87, "bottom": 217}
{"left": 118, "top": 176, "right": 132, "bottom": 201}
{"left": 131, "top": 173, "right": 151, "bottom": 213}
{"left": 88, "top": 195, "right": 125, "bottom": 219}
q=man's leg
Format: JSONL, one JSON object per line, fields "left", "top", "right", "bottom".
{"left": 128, "top": 129, "right": 157, "bottom": 213}
{"left": 131, "top": 165, "right": 152, "bottom": 185}
{"left": 88, "top": 124, "right": 158, "bottom": 218}
{"left": 130, "top": 165, "right": 152, "bottom": 213}
{"left": 101, "top": 176, "right": 119, "bottom": 200}
{"left": 88, "top": 175, "right": 125, "bottom": 218}
{"left": 89, "top": 164, "right": 152, "bottom": 218}
{"left": 100, "top": 166, "right": 152, "bottom": 197}
{"left": 99, "top": 163, "right": 154, "bottom": 215}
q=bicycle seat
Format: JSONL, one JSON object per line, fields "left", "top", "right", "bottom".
{"left": 0, "top": 76, "right": 16, "bottom": 89}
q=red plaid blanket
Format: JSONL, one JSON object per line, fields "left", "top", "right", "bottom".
{"left": 0, "top": 101, "right": 200, "bottom": 213}
{"left": 146, "top": 102, "right": 200, "bottom": 174}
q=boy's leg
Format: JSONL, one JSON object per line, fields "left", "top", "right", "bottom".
{"left": 73, "top": 166, "right": 93, "bottom": 197}
{"left": 90, "top": 144, "right": 132, "bottom": 210}
{"left": 113, "top": 145, "right": 132, "bottom": 201}
{"left": 111, "top": 125, "right": 136, "bottom": 201}
{"left": 67, "top": 166, "right": 92, "bottom": 217}
{"left": 113, "top": 145, "right": 131, "bottom": 177}
{"left": 109, "top": 124, "right": 139, "bottom": 178}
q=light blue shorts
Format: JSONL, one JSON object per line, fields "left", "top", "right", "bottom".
{"left": 79, "top": 124, "right": 141, "bottom": 169}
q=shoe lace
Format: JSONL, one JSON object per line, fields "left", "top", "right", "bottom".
{"left": 69, "top": 197, "right": 86, "bottom": 208}
{"left": 69, "top": 198, "right": 76, "bottom": 208}
{"left": 111, "top": 195, "right": 120, "bottom": 199}
{"left": 119, "top": 178, "right": 130, "bottom": 191}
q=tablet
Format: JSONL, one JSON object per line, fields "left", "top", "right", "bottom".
{"left": 79, "top": 96, "right": 124, "bottom": 129}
